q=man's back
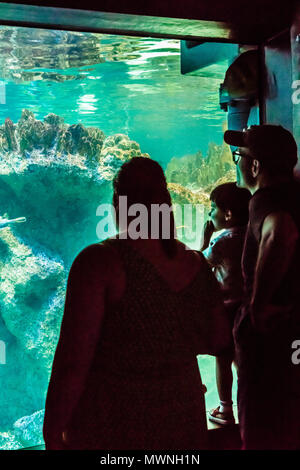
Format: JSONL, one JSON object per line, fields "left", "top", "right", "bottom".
{"left": 235, "top": 179, "right": 300, "bottom": 449}
{"left": 242, "top": 180, "right": 300, "bottom": 307}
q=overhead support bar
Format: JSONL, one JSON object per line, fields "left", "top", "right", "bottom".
{"left": 0, "top": 2, "right": 256, "bottom": 43}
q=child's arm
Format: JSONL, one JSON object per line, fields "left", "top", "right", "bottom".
{"left": 201, "top": 228, "right": 223, "bottom": 270}
{"left": 200, "top": 220, "right": 215, "bottom": 251}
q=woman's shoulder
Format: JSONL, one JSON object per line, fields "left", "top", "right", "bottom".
{"left": 74, "top": 238, "right": 114, "bottom": 258}
{"left": 71, "top": 237, "right": 122, "bottom": 278}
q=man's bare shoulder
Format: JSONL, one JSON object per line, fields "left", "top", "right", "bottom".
{"left": 262, "top": 212, "right": 299, "bottom": 240}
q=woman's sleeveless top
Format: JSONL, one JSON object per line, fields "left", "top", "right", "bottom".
{"left": 93, "top": 237, "right": 220, "bottom": 378}
{"left": 67, "top": 237, "right": 223, "bottom": 449}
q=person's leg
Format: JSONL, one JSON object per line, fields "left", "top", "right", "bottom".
{"left": 216, "top": 303, "right": 238, "bottom": 412}
{"left": 237, "top": 327, "right": 290, "bottom": 450}
{"left": 216, "top": 354, "right": 233, "bottom": 405}
{"left": 234, "top": 319, "right": 263, "bottom": 449}
{"left": 209, "top": 303, "right": 238, "bottom": 425}
{"left": 209, "top": 352, "right": 235, "bottom": 425}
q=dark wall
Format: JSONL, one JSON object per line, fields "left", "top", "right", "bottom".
{"left": 264, "top": 31, "right": 293, "bottom": 132}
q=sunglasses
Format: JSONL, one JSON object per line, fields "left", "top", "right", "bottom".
{"left": 232, "top": 150, "right": 246, "bottom": 165}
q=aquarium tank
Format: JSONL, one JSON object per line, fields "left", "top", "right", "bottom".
{"left": 0, "top": 25, "right": 243, "bottom": 449}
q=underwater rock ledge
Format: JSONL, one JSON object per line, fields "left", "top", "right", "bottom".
{"left": 0, "top": 109, "right": 149, "bottom": 173}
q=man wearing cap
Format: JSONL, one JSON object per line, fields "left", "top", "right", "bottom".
{"left": 224, "top": 125, "right": 300, "bottom": 449}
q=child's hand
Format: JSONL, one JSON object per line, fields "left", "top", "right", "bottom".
{"left": 201, "top": 220, "right": 215, "bottom": 250}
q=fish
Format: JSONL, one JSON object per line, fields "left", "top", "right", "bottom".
{"left": 0, "top": 216, "right": 26, "bottom": 229}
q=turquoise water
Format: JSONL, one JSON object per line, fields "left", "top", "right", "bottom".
{"left": 0, "top": 26, "right": 237, "bottom": 449}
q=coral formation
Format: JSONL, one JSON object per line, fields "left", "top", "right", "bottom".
{"left": 98, "top": 133, "right": 150, "bottom": 180}
{"left": 13, "top": 410, "right": 45, "bottom": 449}
{"left": 0, "top": 109, "right": 148, "bottom": 171}
{"left": 166, "top": 133, "right": 236, "bottom": 248}
{"left": 0, "top": 227, "right": 66, "bottom": 446}
{"left": 166, "top": 140, "right": 234, "bottom": 191}
{"left": 166, "top": 138, "right": 236, "bottom": 241}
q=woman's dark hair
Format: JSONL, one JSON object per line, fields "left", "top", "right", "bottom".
{"left": 113, "top": 157, "right": 177, "bottom": 258}
{"left": 210, "top": 182, "right": 251, "bottom": 225}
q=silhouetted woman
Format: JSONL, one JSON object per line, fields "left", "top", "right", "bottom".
{"left": 43, "top": 157, "right": 231, "bottom": 450}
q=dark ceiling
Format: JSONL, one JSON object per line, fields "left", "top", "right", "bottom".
{"left": 0, "top": 0, "right": 298, "bottom": 44}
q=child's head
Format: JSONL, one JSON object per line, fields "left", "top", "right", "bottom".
{"left": 209, "top": 182, "right": 251, "bottom": 230}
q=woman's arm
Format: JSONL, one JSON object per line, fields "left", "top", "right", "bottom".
{"left": 196, "top": 252, "right": 232, "bottom": 356}
{"left": 43, "top": 243, "right": 111, "bottom": 449}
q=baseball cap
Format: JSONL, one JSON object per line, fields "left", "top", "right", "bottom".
{"left": 224, "top": 124, "right": 298, "bottom": 169}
